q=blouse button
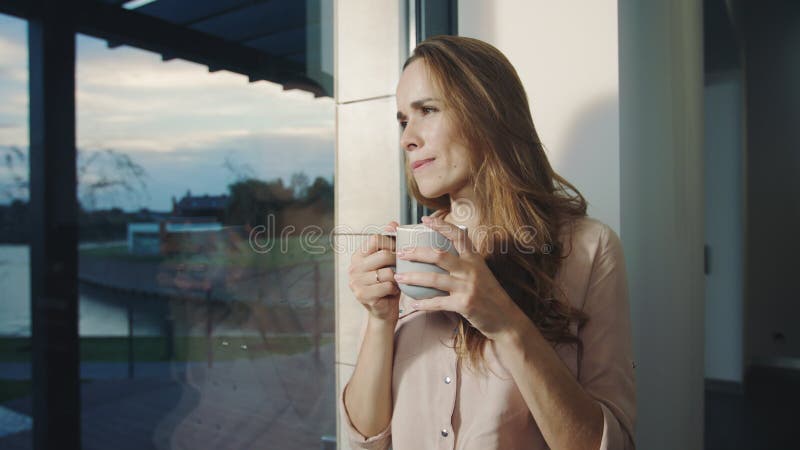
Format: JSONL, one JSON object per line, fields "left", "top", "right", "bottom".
{"left": 444, "top": 376, "right": 452, "bottom": 384}
{"left": 441, "top": 429, "right": 449, "bottom": 437}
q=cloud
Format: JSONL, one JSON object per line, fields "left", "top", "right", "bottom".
{"left": 73, "top": 34, "right": 335, "bottom": 155}
{"left": 79, "top": 129, "right": 253, "bottom": 153}
{"left": 0, "top": 24, "right": 336, "bottom": 211}
{"left": 0, "top": 19, "right": 27, "bottom": 86}
{"left": 0, "top": 35, "right": 25, "bottom": 64}
{"left": 74, "top": 87, "right": 335, "bottom": 152}
{"left": 0, "top": 67, "right": 27, "bottom": 83}
{"left": 76, "top": 35, "right": 324, "bottom": 101}
{"left": 138, "top": 130, "right": 335, "bottom": 162}
{"left": 0, "top": 129, "right": 335, "bottom": 211}
{"left": 0, "top": 30, "right": 336, "bottom": 155}
{"left": 78, "top": 50, "right": 251, "bottom": 91}
{"left": 0, "top": 128, "right": 27, "bottom": 148}
{"left": 115, "top": 131, "right": 335, "bottom": 210}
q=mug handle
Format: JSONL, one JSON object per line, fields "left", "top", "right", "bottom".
{"left": 380, "top": 229, "right": 397, "bottom": 272}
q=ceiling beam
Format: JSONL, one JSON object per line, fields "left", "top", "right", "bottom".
{"left": 0, "top": 0, "right": 331, "bottom": 97}
{"left": 0, "top": 0, "right": 31, "bottom": 18}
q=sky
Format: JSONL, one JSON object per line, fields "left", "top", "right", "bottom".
{"left": 0, "top": 13, "right": 335, "bottom": 211}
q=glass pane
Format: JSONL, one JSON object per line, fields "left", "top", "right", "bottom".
{"left": 75, "top": 9, "right": 335, "bottom": 450}
{"left": 0, "top": 12, "right": 33, "bottom": 448}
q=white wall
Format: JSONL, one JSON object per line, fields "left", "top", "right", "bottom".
{"left": 704, "top": 76, "right": 744, "bottom": 383}
{"left": 459, "top": 1, "right": 710, "bottom": 446}
{"left": 619, "top": 0, "right": 705, "bottom": 449}
{"left": 459, "top": 0, "right": 621, "bottom": 233}
{"left": 461, "top": 3, "right": 707, "bottom": 446}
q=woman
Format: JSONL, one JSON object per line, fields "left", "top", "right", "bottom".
{"left": 341, "top": 35, "right": 636, "bottom": 450}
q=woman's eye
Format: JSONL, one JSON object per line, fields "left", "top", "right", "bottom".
{"left": 399, "top": 107, "right": 435, "bottom": 129}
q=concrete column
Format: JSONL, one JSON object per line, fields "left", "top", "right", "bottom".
{"left": 334, "top": 1, "right": 405, "bottom": 448}
{"left": 619, "top": 1, "right": 705, "bottom": 448}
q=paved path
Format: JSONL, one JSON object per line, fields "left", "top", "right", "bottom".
{"left": 2, "top": 251, "right": 339, "bottom": 449}
{"left": 0, "top": 343, "right": 337, "bottom": 450}
{"left": 79, "top": 255, "right": 334, "bottom": 308}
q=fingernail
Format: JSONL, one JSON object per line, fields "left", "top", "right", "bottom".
{"left": 396, "top": 250, "right": 406, "bottom": 257}
{"left": 394, "top": 273, "right": 405, "bottom": 281}
{"left": 411, "top": 302, "right": 420, "bottom": 309}
{"left": 421, "top": 215, "right": 430, "bottom": 222}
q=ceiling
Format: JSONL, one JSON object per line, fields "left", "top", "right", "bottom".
{"left": 0, "top": 0, "right": 333, "bottom": 97}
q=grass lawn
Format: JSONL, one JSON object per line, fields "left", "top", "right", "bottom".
{"left": 0, "top": 379, "right": 31, "bottom": 403}
{"left": 79, "top": 236, "right": 333, "bottom": 270}
{"left": 0, "top": 335, "right": 333, "bottom": 363}
{"left": 79, "top": 244, "right": 164, "bottom": 262}
{"left": 0, "top": 334, "right": 332, "bottom": 403}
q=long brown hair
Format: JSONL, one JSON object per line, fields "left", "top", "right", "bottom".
{"left": 403, "top": 35, "right": 590, "bottom": 373}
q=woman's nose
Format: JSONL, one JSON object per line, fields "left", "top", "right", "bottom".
{"left": 400, "top": 122, "right": 422, "bottom": 151}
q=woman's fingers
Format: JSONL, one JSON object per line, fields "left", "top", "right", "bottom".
{"left": 354, "top": 266, "right": 396, "bottom": 287}
{"left": 346, "top": 223, "right": 403, "bottom": 314}
{"left": 358, "top": 247, "right": 396, "bottom": 272}
{"left": 421, "top": 216, "right": 475, "bottom": 257}
{"left": 364, "top": 281, "right": 400, "bottom": 300}
{"left": 358, "top": 232, "right": 396, "bottom": 257}
{"left": 351, "top": 231, "right": 395, "bottom": 267}
{"left": 393, "top": 271, "right": 453, "bottom": 293}
{"left": 407, "top": 296, "right": 449, "bottom": 312}
{"left": 397, "top": 245, "right": 458, "bottom": 271}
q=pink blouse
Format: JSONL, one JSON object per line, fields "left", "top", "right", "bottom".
{"left": 340, "top": 216, "right": 636, "bottom": 449}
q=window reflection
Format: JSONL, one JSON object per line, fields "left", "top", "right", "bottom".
{"left": 0, "top": 1, "right": 336, "bottom": 447}
{"left": 0, "top": 12, "right": 33, "bottom": 448}
{"left": 73, "top": 32, "right": 335, "bottom": 448}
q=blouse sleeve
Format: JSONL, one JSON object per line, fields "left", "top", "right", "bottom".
{"left": 578, "top": 224, "right": 637, "bottom": 450}
{"left": 338, "top": 315, "right": 393, "bottom": 450}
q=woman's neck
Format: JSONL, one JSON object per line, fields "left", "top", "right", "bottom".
{"left": 443, "top": 194, "right": 482, "bottom": 234}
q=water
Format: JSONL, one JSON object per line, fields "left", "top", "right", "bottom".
{"left": 0, "top": 245, "right": 164, "bottom": 337}
{"left": 0, "top": 244, "right": 339, "bottom": 447}
{"left": 0, "top": 245, "right": 31, "bottom": 336}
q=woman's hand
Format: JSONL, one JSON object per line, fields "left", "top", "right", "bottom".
{"left": 392, "top": 215, "right": 527, "bottom": 341}
{"left": 347, "top": 221, "right": 402, "bottom": 324}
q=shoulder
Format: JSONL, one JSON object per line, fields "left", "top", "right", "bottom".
{"left": 559, "top": 216, "right": 620, "bottom": 262}
{"left": 556, "top": 216, "right": 625, "bottom": 308}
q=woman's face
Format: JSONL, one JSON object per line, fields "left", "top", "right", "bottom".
{"left": 396, "top": 60, "right": 473, "bottom": 200}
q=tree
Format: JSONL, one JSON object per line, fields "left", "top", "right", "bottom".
{"left": 0, "top": 145, "right": 27, "bottom": 202}
{"left": 224, "top": 178, "right": 294, "bottom": 226}
{"left": 222, "top": 154, "right": 256, "bottom": 182}
{"left": 77, "top": 149, "right": 149, "bottom": 210}
{"left": 290, "top": 171, "right": 310, "bottom": 199}
{"left": 1, "top": 146, "right": 148, "bottom": 210}
{"left": 306, "top": 176, "right": 333, "bottom": 210}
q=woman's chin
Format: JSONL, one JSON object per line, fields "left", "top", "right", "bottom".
{"left": 416, "top": 184, "right": 447, "bottom": 199}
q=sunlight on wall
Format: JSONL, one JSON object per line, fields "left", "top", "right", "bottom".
{"left": 459, "top": 0, "right": 620, "bottom": 232}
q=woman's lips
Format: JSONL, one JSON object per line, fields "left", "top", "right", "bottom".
{"left": 412, "top": 158, "right": 435, "bottom": 170}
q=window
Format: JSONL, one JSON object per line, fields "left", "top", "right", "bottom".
{"left": 0, "top": 1, "right": 336, "bottom": 448}
{"left": 75, "top": 32, "right": 335, "bottom": 448}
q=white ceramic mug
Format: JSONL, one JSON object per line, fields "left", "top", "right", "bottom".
{"left": 383, "top": 223, "right": 463, "bottom": 300}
